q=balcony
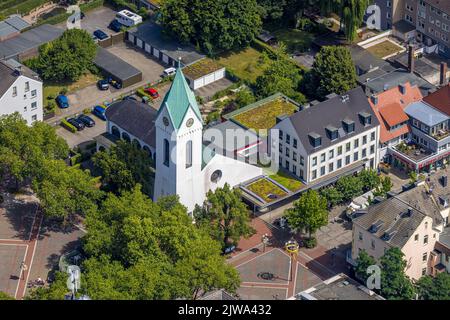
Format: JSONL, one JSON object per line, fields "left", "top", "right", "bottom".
{"left": 393, "top": 141, "right": 434, "bottom": 162}
{"left": 431, "top": 129, "right": 450, "bottom": 141}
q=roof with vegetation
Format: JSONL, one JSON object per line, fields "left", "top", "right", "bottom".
{"left": 224, "top": 93, "right": 299, "bottom": 132}
{"left": 182, "top": 58, "right": 223, "bottom": 80}
{"left": 246, "top": 177, "right": 288, "bottom": 203}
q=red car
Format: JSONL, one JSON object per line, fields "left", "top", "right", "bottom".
{"left": 145, "top": 87, "right": 159, "bottom": 99}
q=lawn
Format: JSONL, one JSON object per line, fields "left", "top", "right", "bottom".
{"left": 233, "top": 97, "right": 298, "bottom": 131}
{"left": 269, "top": 170, "right": 303, "bottom": 192}
{"left": 366, "top": 40, "right": 404, "bottom": 58}
{"left": 272, "top": 29, "right": 314, "bottom": 53}
{"left": 216, "top": 47, "right": 270, "bottom": 83}
{"left": 247, "top": 178, "right": 288, "bottom": 203}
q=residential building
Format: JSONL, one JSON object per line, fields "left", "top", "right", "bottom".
{"left": 272, "top": 87, "right": 381, "bottom": 186}
{"left": 293, "top": 273, "right": 384, "bottom": 300}
{"left": 0, "top": 59, "right": 42, "bottom": 125}
{"left": 368, "top": 82, "right": 423, "bottom": 160}
{"left": 350, "top": 170, "right": 450, "bottom": 280}
{"left": 351, "top": 193, "right": 439, "bottom": 280}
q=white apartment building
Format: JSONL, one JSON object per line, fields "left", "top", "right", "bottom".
{"left": 0, "top": 59, "right": 43, "bottom": 125}
{"left": 272, "top": 87, "right": 381, "bottom": 186}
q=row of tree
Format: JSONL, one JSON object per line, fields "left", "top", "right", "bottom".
{"left": 356, "top": 249, "right": 450, "bottom": 300}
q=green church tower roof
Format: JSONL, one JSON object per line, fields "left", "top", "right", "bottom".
{"left": 158, "top": 62, "right": 203, "bottom": 129}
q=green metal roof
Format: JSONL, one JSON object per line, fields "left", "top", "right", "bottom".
{"left": 158, "top": 65, "right": 203, "bottom": 129}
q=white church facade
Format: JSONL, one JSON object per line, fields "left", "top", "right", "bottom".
{"left": 101, "top": 66, "right": 262, "bottom": 211}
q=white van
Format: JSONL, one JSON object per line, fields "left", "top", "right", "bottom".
{"left": 163, "top": 67, "right": 176, "bottom": 77}
{"left": 115, "top": 10, "right": 142, "bottom": 27}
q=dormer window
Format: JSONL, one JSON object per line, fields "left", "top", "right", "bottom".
{"left": 325, "top": 125, "right": 339, "bottom": 141}
{"left": 308, "top": 132, "right": 322, "bottom": 148}
{"left": 342, "top": 119, "right": 355, "bottom": 133}
{"left": 359, "top": 112, "right": 372, "bottom": 126}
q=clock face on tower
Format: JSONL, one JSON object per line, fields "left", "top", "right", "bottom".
{"left": 186, "top": 118, "right": 194, "bottom": 127}
{"left": 163, "top": 117, "right": 169, "bottom": 126}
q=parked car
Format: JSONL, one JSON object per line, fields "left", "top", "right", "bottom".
{"left": 108, "top": 19, "right": 123, "bottom": 32}
{"left": 107, "top": 77, "right": 122, "bottom": 89}
{"left": 67, "top": 118, "right": 85, "bottom": 131}
{"left": 145, "top": 87, "right": 159, "bottom": 99}
{"left": 93, "top": 29, "right": 108, "bottom": 40}
{"left": 163, "top": 67, "right": 176, "bottom": 77}
{"left": 77, "top": 114, "right": 95, "bottom": 127}
{"left": 92, "top": 105, "right": 107, "bottom": 121}
{"left": 97, "top": 80, "right": 109, "bottom": 90}
{"left": 56, "top": 95, "right": 69, "bottom": 108}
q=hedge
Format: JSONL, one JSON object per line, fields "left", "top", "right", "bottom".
{"left": 70, "top": 153, "right": 82, "bottom": 166}
{"left": 61, "top": 119, "right": 77, "bottom": 133}
{"left": 136, "top": 88, "right": 151, "bottom": 99}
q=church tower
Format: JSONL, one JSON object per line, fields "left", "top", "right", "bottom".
{"left": 153, "top": 63, "right": 205, "bottom": 212}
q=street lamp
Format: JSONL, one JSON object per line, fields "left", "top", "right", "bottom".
{"left": 261, "top": 233, "right": 270, "bottom": 252}
{"left": 285, "top": 239, "right": 299, "bottom": 282}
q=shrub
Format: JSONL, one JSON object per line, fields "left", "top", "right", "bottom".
{"left": 70, "top": 153, "right": 82, "bottom": 166}
{"left": 83, "top": 108, "right": 92, "bottom": 114}
{"left": 59, "top": 88, "right": 68, "bottom": 95}
{"left": 303, "top": 237, "right": 317, "bottom": 248}
{"left": 45, "top": 101, "right": 56, "bottom": 113}
{"left": 136, "top": 88, "right": 151, "bottom": 99}
{"left": 47, "top": 94, "right": 56, "bottom": 100}
{"left": 206, "top": 111, "right": 221, "bottom": 124}
{"left": 61, "top": 119, "right": 76, "bottom": 133}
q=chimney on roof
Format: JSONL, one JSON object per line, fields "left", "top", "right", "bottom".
{"left": 13, "top": 66, "right": 21, "bottom": 76}
{"left": 370, "top": 95, "right": 378, "bottom": 105}
{"left": 440, "top": 62, "right": 448, "bottom": 87}
{"left": 399, "top": 83, "right": 406, "bottom": 95}
{"left": 408, "top": 44, "right": 415, "bottom": 74}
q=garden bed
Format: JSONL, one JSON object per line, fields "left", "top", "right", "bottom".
{"left": 246, "top": 178, "right": 288, "bottom": 203}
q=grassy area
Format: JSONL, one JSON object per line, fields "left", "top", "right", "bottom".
{"left": 233, "top": 97, "right": 298, "bottom": 131}
{"left": 0, "top": 0, "right": 47, "bottom": 17}
{"left": 183, "top": 58, "right": 223, "bottom": 80}
{"left": 269, "top": 171, "right": 303, "bottom": 192}
{"left": 43, "top": 73, "right": 101, "bottom": 111}
{"left": 272, "top": 29, "right": 314, "bottom": 53}
{"left": 247, "top": 178, "right": 287, "bottom": 203}
{"left": 216, "top": 47, "right": 270, "bottom": 83}
{"left": 366, "top": 40, "right": 404, "bottom": 58}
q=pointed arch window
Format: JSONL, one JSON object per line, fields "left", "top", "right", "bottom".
{"left": 186, "top": 140, "right": 192, "bottom": 168}
{"left": 164, "top": 139, "right": 170, "bottom": 167}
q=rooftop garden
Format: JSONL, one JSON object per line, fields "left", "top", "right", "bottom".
{"left": 269, "top": 170, "right": 303, "bottom": 192}
{"left": 216, "top": 47, "right": 270, "bottom": 84}
{"left": 0, "top": 0, "right": 47, "bottom": 17}
{"left": 246, "top": 178, "right": 288, "bottom": 203}
{"left": 365, "top": 40, "right": 404, "bottom": 59}
{"left": 231, "top": 96, "right": 298, "bottom": 131}
{"left": 183, "top": 58, "right": 223, "bottom": 80}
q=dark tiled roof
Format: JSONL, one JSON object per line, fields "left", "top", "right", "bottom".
{"left": 287, "top": 87, "right": 379, "bottom": 154}
{"left": 0, "top": 60, "right": 40, "bottom": 97}
{"left": 353, "top": 196, "right": 426, "bottom": 248}
{"left": 94, "top": 47, "right": 142, "bottom": 81}
{"left": 105, "top": 100, "right": 157, "bottom": 148}
{"left": 0, "top": 24, "right": 63, "bottom": 60}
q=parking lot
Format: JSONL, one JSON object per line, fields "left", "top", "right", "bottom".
{"left": 56, "top": 117, "right": 107, "bottom": 149}
{"left": 56, "top": 6, "right": 118, "bottom": 37}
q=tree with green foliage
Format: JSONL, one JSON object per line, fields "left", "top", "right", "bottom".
{"left": 319, "top": 186, "right": 342, "bottom": 208}
{"left": 336, "top": 175, "right": 363, "bottom": 202}
{"left": 234, "top": 88, "right": 256, "bottom": 108}
{"left": 93, "top": 140, "right": 155, "bottom": 196}
{"left": 257, "top": 0, "right": 287, "bottom": 22}
{"left": 286, "top": 189, "right": 328, "bottom": 244}
{"left": 194, "top": 183, "right": 255, "bottom": 250}
{"left": 305, "top": 46, "right": 357, "bottom": 99}
{"left": 358, "top": 169, "right": 380, "bottom": 192}
{"left": 380, "top": 247, "right": 416, "bottom": 300}
{"left": 355, "top": 249, "right": 376, "bottom": 283}
{"left": 32, "top": 159, "right": 102, "bottom": 222}
{"left": 255, "top": 45, "right": 306, "bottom": 103}
{"left": 373, "top": 176, "right": 392, "bottom": 198}
{"left": 160, "top": 0, "right": 261, "bottom": 53}
{"left": 80, "top": 187, "right": 239, "bottom": 299}
{"left": 416, "top": 272, "right": 450, "bottom": 300}
{"left": 0, "top": 291, "right": 14, "bottom": 300}
{"left": 27, "top": 28, "right": 97, "bottom": 82}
